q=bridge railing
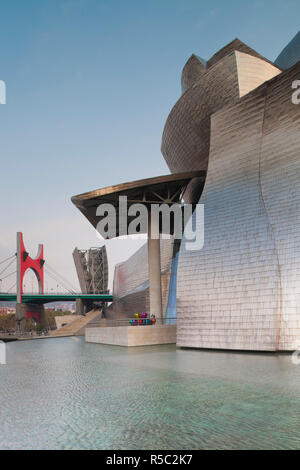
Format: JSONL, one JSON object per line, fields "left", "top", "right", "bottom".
{"left": 87, "top": 317, "right": 176, "bottom": 328}
{"left": 0, "top": 329, "right": 50, "bottom": 338}
{"left": 0, "top": 292, "right": 111, "bottom": 295}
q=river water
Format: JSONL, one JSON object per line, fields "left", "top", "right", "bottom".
{"left": 0, "top": 337, "right": 299, "bottom": 449}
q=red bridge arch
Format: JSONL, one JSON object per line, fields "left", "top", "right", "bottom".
{"left": 17, "top": 232, "right": 44, "bottom": 303}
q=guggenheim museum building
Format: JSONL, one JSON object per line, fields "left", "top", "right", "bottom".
{"left": 72, "top": 31, "right": 300, "bottom": 352}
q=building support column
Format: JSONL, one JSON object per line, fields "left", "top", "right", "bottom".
{"left": 148, "top": 211, "right": 162, "bottom": 317}
{"left": 76, "top": 298, "right": 85, "bottom": 315}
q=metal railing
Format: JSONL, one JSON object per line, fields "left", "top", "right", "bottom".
{"left": 87, "top": 317, "right": 176, "bottom": 328}
{"left": 0, "top": 329, "right": 51, "bottom": 338}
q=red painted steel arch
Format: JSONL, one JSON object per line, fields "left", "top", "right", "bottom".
{"left": 17, "top": 232, "right": 44, "bottom": 303}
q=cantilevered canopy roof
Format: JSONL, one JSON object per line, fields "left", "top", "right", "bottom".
{"left": 71, "top": 171, "right": 206, "bottom": 238}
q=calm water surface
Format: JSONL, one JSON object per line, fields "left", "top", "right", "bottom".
{"left": 0, "top": 337, "right": 299, "bottom": 450}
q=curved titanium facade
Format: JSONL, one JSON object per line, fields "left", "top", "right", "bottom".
{"left": 174, "top": 60, "right": 300, "bottom": 351}
{"left": 181, "top": 54, "right": 206, "bottom": 93}
{"left": 161, "top": 43, "right": 281, "bottom": 203}
{"left": 275, "top": 31, "right": 300, "bottom": 70}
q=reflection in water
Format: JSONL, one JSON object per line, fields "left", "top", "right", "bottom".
{"left": 0, "top": 338, "right": 299, "bottom": 450}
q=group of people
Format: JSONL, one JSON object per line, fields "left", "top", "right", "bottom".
{"left": 129, "top": 313, "right": 156, "bottom": 326}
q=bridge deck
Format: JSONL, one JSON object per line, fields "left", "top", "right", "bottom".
{"left": 0, "top": 293, "right": 113, "bottom": 304}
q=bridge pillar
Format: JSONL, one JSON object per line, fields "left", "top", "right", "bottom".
{"left": 16, "top": 303, "right": 47, "bottom": 334}
{"left": 76, "top": 298, "right": 85, "bottom": 315}
{"left": 76, "top": 299, "right": 94, "bottom": 315}
{"left": 17, "top": 232, "right": 44, "bottom": 303}
{"left": 16, "top": 232, "right": 46, "bottom": 333}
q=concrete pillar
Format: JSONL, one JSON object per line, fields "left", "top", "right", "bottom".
{"left": 76, "top": 298, "right": 85, "bottom": 315}
{"left": 148, "top": 211, "right": 162, "bottom": 317}
{"left": 16, "top": 303, "right": 47, "bottom": 334}
{"left": 16, "top": 303, "right": 26, "bottom": 334}
{"left": 16, "top": 232, "right": 22, "bottom": 304}
{"left": 76, "top": 298, "right": 93, "bottom": 315}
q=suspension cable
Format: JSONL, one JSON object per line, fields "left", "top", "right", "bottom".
{"left": 45, "top": 263, "right": 77, "bottom": 292}
{"left": 0, "top": 255, "right": 78, "bottom": 295}
{"left": 7, "top": 282, "right": 16, "bottom": 293}
{"left": 0, "top": 258, "right": 16, "bottom": 277}
{"left": 44, "top": 267, "right": 72, "bottom": 291}
{"left": 45, "top": 264, "right": 77, "bottom": 291}
{"left": 0, "top": 254, "right": 16, "bottom": 266}
{"left": 0, "top": 270, "right": 16, "bottom": 281}
{"left": 44, "top": 267, "right": 75, "bottom": 293}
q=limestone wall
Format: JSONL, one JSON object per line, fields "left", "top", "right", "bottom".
{"left": 86, "top": 325, "right": 176, "bottom": 347}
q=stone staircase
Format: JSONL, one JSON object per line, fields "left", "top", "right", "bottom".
{"left": 51, "top": 309, "right": 102, "bottom": 337}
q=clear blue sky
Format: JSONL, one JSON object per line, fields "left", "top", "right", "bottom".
{"left": 0, "top": 0, "right": 299, "bottom": 292}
